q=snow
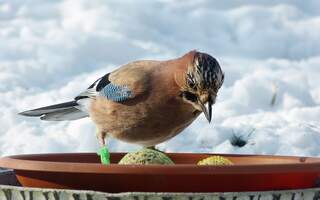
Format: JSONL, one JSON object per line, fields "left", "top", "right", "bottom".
{"left": 1, "top": 0, "right": 320, "bottom": 157}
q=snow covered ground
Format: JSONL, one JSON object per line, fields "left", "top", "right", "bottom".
{"left": 1, "top": 0, "right": 320, "bottom": 157}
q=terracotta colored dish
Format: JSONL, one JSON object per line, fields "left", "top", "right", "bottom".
{"left": 0, "top": 153, "right": 320, "bottom": 193}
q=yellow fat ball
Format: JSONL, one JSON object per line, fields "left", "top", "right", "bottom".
{"left": 119, "top": 148, "right": 174, "bottom": 165}
{"left": 197, "top": 156, "right": 233, "bottom": 165}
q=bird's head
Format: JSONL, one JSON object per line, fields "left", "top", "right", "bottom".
{"left": 180, "top": 51, "right": 224, "bottom": 122}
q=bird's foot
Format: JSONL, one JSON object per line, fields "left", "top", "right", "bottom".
{"left": 146, "top": 146, "right": 166, "bottom": 153}
{"left": 98, "top": 146, "right": 110, "bottom": 165}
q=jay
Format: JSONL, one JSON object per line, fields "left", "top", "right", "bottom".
{"left": 20, "top": 50, "right": 224, "bottom": 164}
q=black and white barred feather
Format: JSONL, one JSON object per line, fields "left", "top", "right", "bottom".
{"left": 187, "top": 52, "right": 224, "bottom": 92}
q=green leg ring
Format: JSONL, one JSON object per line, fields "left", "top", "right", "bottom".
{"left": 98, "top": 146, "right": 110, "bottom": 165}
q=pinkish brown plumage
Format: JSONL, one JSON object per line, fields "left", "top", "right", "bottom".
{"left": 20, "top": 50, "right": 224, "bottom": 150}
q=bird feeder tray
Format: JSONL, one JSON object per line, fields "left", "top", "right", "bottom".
{"left": 0, "top": 153, "right": 319, "bottom": 193}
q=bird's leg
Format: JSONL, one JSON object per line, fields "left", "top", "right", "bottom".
{"left": 97, "top": 131, "right": 110, "bottom": 165}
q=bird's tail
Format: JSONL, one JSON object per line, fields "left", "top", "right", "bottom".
{"left": 19, "top": 101, "right": 89, "bottom": 121}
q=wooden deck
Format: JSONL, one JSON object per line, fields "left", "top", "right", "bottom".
{"left": 1, "top": 169, "right": 319, "bottom": 200}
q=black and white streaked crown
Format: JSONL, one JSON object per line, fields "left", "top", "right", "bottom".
{"left": 187, "top": 52, "right": 224, "bottom": 92}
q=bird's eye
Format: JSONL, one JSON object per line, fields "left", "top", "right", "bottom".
{"left": 181, "top": 91, "right": 198, "bottom": 102}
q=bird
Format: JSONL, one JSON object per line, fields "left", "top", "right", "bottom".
{"left": 19, "top": 50, "right": 224, "bottom": 164}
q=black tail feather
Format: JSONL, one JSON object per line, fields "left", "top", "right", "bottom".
{"left": 19, "top": 100, "right": 82, "bottom": 118}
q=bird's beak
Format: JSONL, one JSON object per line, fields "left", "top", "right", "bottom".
{"left": 200, "top": 98, "right": 212, "bottom": 123}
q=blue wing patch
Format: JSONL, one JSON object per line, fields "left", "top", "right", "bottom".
{"left": 101, "top": 84, "right": 133, "bottom": 102}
